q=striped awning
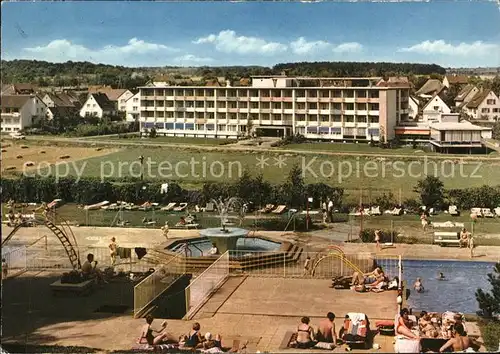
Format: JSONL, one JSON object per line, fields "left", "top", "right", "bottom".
{"left": 174, "top": 123, "right": 184, "bottom": 130}
{"left": 395, "top": 129, "right": 430, "bottom": 135}
{"left": 331, "top": 127, "right": 342, "bottom": 133}
{"left": 166, "top": 123, "right": 174, "bottom": 130}
{"left": 307, "top": 127, "right": 318, "bottom": 133}
{"left": 319, "top": 126, "right": 330, "bottom": 133}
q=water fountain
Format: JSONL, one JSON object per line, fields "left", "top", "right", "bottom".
{"left": 199, "top": 197, "right": 249, "bottom": 253}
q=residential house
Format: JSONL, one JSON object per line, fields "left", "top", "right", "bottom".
{"left": 442, "top": 74, "right": 468, "bottom": 88}
{"left": 42, "top": 92, "right": 81, "bottom": 109}
{"left": 1, "top": 83, "right": 38, "bottom": 95}
{"left": 46, "top": 106, "right": 80, "bottom": 121}
{"left": 463, "top": 90, "right": 500, "bottom": 121}
{"left": 125, "top": 92, "right": 140, "bottom": 122}
{"left": 422, "top": 94, "right": 451, "bottom": 123}
{"left": 89, "top": 85, "right": 134, "bottom": 112}
{"left": 454, "top": 84, "right": 479, "bottom": 108}
{"left": 415, "top": 79, "right": 445, "bottom": 98}
{"left": 0, "top": 95, "right": 46, "bottom": 132}
{"left": 79, "top": 93, "right": 116, "bottom": 119}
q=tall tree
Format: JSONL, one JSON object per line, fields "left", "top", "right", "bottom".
{"left": 476, "top": 262, "right": 500, "bottom": 318}
{"left": 413, "top": 176, "right": 445, "bottom": 208}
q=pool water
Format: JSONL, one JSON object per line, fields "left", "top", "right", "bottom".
{"left": 401, "top": 259, "right": 495, "bottom": 314}
{"left": 168, "top": 237, "right": 281, "bottom": 257}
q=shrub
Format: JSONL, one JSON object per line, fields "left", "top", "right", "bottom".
{"left": 478, "top": 319, "right": 500, "bottom": 352}
{"left": 359, "top": 228, "right": 397, "bottom": 243}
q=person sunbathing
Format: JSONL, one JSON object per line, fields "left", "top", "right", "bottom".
{"left": 350, "top": 267, "right": 384, "bottom": 287}
{"left": 183, "top": 322, "right": 204, "bottom": 348}
{"left": 439, "top": 323, "right": 475, "bottom": 353}
{"left": 419, "top": 312, "right": 439, "bottom": 338}
{"left": 201, "top": 332, "right": 222, "bottom": 350}
{"left": 295, "top": 316, "right": 316, "bottom": 348}
{"left": 137, "top": 315, "right": 172, "bottom": 345}
{"left": 396, "top": 308, "right": 419, "bottom": 339}
{"left": 316, "top": 312, "right": 337, "bottom": 344}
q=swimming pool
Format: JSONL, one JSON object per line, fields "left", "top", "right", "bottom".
{"left": 400, "top": 259, "right": 495, "bottom": 314}
{"left": 167, "top": 237, "right": 282, "bottom": 257}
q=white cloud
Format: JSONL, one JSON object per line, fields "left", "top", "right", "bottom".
{"left": 399, "top": 40, "right": 499, "bottom": 56}
{"left": 174, "top": 54, "right": 214, "bottom": 64}
{"left": 290, "top": 37, "right": 331, "bottom": 55}
{"left": 22, "top": 38, "right": 180, "bottom": 64}
{"left": 193, "top": 30, "right": 288, "bottom": 55}
{"left": 332, "top": 42, "right": 363, "bottom": 53}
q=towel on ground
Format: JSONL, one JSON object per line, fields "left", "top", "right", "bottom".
{"left": 347, "top": 313, "right": 365, "bottom": 326}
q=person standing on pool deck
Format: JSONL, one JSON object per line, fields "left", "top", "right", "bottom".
{"left": 109, "top": 237, "right": 118, "bottom": 266}
{"left": 374, "top": 229, "right": 381, "bottom": 251}
{"left": 468, "top": 233, "right": 474, "bottom": 258}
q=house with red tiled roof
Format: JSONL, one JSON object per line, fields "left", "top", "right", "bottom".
{"left": 454, "top": 84, "right": 479, "bottom": 108}
{"left": 415, "top": 79, "right": 445, "bottom": 98}
{"left": 88, "top": 85, "right": 133, "bottom": 111}
{"left": 1, "top": 83, "right": 38, "bottom": 95}
{"left": 463, "top": 90, "right": 500, "bottom": 121}
{"left": 443, "top": 74, "right": 469, "bottom": 88}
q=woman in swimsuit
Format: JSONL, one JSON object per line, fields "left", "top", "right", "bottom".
{"left": 296, "top": 316, "right": 316, "bottom": 348}
{"left": 396, "top": 308, "right": 419, "bottom": 339}
{"left": 138, "top": 315, "right": 170, "bottom": 345}
{"left": 185, "top": 322, "right": 204, "bottom": 348}
{"left": 439, "top": 323, "right": 473, "bottom": 352}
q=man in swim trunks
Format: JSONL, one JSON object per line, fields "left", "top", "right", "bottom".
{"left": 350, "top": 267, "right": 384, "bottom": 286}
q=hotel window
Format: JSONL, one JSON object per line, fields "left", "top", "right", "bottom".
{"left": 296, "top": 114, "right": 305, "bottom": 121}
{"left": 307, "top": 90, "right": 317, "bottom": 98}
{"left": 320, "top": 91, "right": 329, "bottom": 98}
{"left": 196, "top": 124, "right": 205, "bottom": 130}
{"left": 206, "top": 113, "right": 214, "bottom": 119}
{"left": 369, "top": 103, "right": 379, "bottom": 111}
{"left": 487, "top": 99, "right": 496, "bottom": 105}
{"left": 157, "top": 111, "right": 164, "bottom": 118}
{"left": 175, "top": 90, "right": 183, "bottom": 96}
{"left": 185, "top": 90, "right": 194, "bottom": 96}
{"left": 369, "top": 91, "right": 379, "bottom": 99}
{"left": 271, "top": 90, "right": 281, "bottom": 98}
{"left": 250, "top": 102, "right": 259, "bottom": 109}
{"left": 196, "top": 89, "right": 204, "bottom": 96}
{"left": 345, "top": 103, "right": 354, "bottom": 111}
{"left": 261, "top": 113, "right": 270, "bottom": 120}
{"left": 308, "top": 103, "right": 318, "bottom": 110}
{"left": 357, "top": 116, "right": 367, "bottom": 123}
{"left": 320, "top": 115, "right": 329, "bottom": 122}
{"left": 206, "top": 90, "right": 214, "bottom": 97}
{"left": 356, "top": 90, "right": 367, "bottom": 98}
{"left": 272, "top": 103, "right": 281, "bottom": 109}
{"left": 332, "top": 90, "right": 342, "bottom": 98}
{"left": 166, "top": 89, "right": 174, "bottom": 96}
{"left": 249, "top": 90, "right": 259, "bottom": 97}
{"left": 344, "top": 90, "right": 354, "bottom": 98}
{"left": 345, "top": 115, "right": 354, "bottom": 123}
{"left": 332, "top": 115, "right": 341, "bottom": 122}
{"left": 229, "top": 114, "right": 237, "bottom": 120}
{"left": 283, "top": 90, "right": 292, "bottom": 98}
{"left": 296, "top": 90, "right": 305, "bottom": 97}
{"left": 297, "top": 103, "right": 306, "bottom": 110}
{"left": 319, "top": 103, "right": 328, "bottom": 110}
{"left": 272, "top": 114, "right": 281, "bottom": 121}
{"left": 261, "top": 102, "right": 270, "bottom": 109}
{"left": 217, "top": 124, "right": 226, "bottom": 131}
{"left": 283, "top": 102, "right": 293, "bottom": 109}
{"left": 207, "top": 101, "right": 214, "bottom": 108}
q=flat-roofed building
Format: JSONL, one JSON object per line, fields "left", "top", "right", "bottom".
{"left": 138, "top": 76, "right": 410, "bottom": 142}
{"left": 429, "top": 120, "right": 492, "bottom": 152}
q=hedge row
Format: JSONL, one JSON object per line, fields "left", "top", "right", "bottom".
{"left": 448, "top": 185, "right": 500, "bottom": 210}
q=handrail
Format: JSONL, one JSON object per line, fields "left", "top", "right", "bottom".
{"left": 27, "top": 235, "right": 48, "bottom": 250}
{"left": 191, "top": 244, "right": 204, "bottom": 256}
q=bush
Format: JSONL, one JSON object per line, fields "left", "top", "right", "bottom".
{"left": 478, "top": 319, "right": 500, "bottom": 352}
{"left": 271, "top": 133, "right": 306, "bottom": 147}
{"left": 359, "top": 228, "right": 397, "bottom": 243}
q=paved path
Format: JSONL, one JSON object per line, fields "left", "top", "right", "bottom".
{"left": 4, "top": 225, "right": 500, "bottom": 261}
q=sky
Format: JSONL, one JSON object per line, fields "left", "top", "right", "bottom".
{"left": 1, "top": 1, "right": 500, "bottom": 68}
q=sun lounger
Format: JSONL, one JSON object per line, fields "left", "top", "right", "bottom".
{"left": 173, "top": 203, "right": 188, "bottom": 212}
{"left": 482, "top": 208, "right": 494, "bottom": 218}
{"left": 448, "top": 205, "right": 460, "bottom": 216}
{"left": 47, "top": 199, "right": 63, "bottom": 209}
{"left": 258, "top": 204, "right": 275, "bottom": 213}
{"left": 161, "top": 202, "right": 177, "bottom": 211}
{"left": 391, "top": 207, "right": 403, "bottom": 216}
{"left": 84, "top": 200, "right": 109, "bottom": 210}
{"left": 204, "top": 202, "right": 215, "bottom": 212}
{"left": 495, "top": 207, "right": 500, "bottom": 217}
{"left": 272, "top": 205, "right": 287, "bottom": 214}
{"left": 340, "top": 313, "right": 370, "bottom": 348}
{"left": 432, "top": 221, "right": 464, "bottom": 228}
{"left": 173, "top": 223, "right": 199, "bottom": 229}
{"left": 370, "top": 206, "right": 382, "bottom": 215}
{"left": 470, "top": 208, "right": 483, "bottom": 217}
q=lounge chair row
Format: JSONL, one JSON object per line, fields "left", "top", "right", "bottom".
{"left": 470, "top": 207, "right": 500, "bottom": 218}
{"left": 257, "top": 204, "right": 287, "bottom": 214}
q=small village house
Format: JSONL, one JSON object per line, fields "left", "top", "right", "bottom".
{"left": 79, "top": 93, "right": 116, "bottom": 119}
{"left": 0, "top": 95, "right": 46, "bottom": 132}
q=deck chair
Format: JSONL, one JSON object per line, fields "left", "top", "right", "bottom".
{"left": 161, "top": 202, "right": 176, "bottom": 211}
{"left": 258, "top": 204, "right": 275, "bottom": 213}
{"left": 173, "top": 202, "right": 188, "bottom": 212}
{"left": 370, "top": 206, "right": 382, "bottom": 215}
{"left": 470, "top": 208, "right": 483, "bottom": 217}
{"left": 448, "top": 205, "right": 460, "bottom": 216}
{"left": 272, "top": 205, "right": 286, "bottom": 214}
{"left": 391, "top": 207, "right": 403, "bottom": 216}
{"left": 494, "top": 207, "right": 500, "bottom": 217}
{"left": 482, "top": 208, "right": 494, "bottom": 218}
{"left": 204, "top": 202, "right": 215, "bottom": 212}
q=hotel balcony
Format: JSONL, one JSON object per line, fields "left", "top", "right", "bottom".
{"left": 356, "top": 122, "right": 368, "bottom": 128}
{"left": 249, "top": 108, "right": 260, "bottom": 114}
{"left": 344, "top": 110, "right": 355, "bottom": 115}
{"left": 308, "top": 109, "right": 319, "bottom": 115}
{"left": 282, "top": 97, "right": 293, "bottom": 102}
{"left": 185, "top": 107, "right": 196, "bottom": 112}
{"left": 260, "top": 97, "right": 271, "bottom": 102}
{"left": 319, "top": 97, "right": 330, "bottom": 103}
{"left": 165, "top": 96, "right": 175, "bottom": 100}
{"left": 344, "top": 122, "right": 356, "bottom": 127}
{"left": 271, "top": 97, "right": 283, "bottom": 102}
{"left": 216, "top": 108, "right": 227, "bottom": 113}
{"left": 296, "top": 97, "right": 307, "bottom": 102}
{"left": 237, "top": 96, "right": 248, "bottom": 101}
{"left": 295, "top": 121, "right": 307, "bottom": 126}
{"left": 260, "top": 109, "right": 271, "bottom": 114}
{"left": 227, "top": 97, "right": 237, "bottom": 102}
{"left": 331, "top": 121, "right": 343, "bottom": 127}
{"left": 228, "top": 108, "right": 239, "bottom": 113}
{"left": 330, "top": 97, "right": 343, "bottom": 103}
{"left": 319, "top": 109, "right": 330, "bottom": 115}
{"left": 306, "top": 97, "right": 318, "bottom": 103}
{"left": 356, "top": 97, "right": 368, "bottom": 103}
{"left": 357, "top": 110, "right": 368, "bottom": 115}
{"left": 272, "top": 109, "right": 283, "bottom": 114}
{"left": 250, "top": 97, "right": 260, "bottom": 102}
{"left": 283, "top": 109, "right": 294, "bottom": 114}
{"left": 367, "top": 98, "right": 379, "bottom": 103}
{"left": 260, "top": 120, "right": 272, "bottom": 125}
{"left": 368, "top": 110, "right": 380, "bottom": 116}
{"left": 344, "top": 97, "right": 355, "bottom": 103}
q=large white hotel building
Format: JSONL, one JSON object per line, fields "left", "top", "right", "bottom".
{"left": 139, "top": 76, "right": 411, "bottom": 141}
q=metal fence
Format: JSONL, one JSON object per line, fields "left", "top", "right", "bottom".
{"left": 133, "top": 253, "right": 186, "bottom": 317}
{"left": 184, "top": 251, "right": 230, "bottom": 320}
{"left": 226, "top": 250, "right": 402, "bottom": 283}
{"left": 2, "top": 246, "right": 28, "bottom": 278}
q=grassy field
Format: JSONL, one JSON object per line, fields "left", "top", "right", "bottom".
{"left": 33, "top": 146, "right": 500, "bottom": 201}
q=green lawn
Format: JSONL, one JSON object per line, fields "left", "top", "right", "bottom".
{"left": 40, "top": 147, "right": 500, "bottom": 201}
{"left": 285, "top": 142, "right": 496, "bottom": 157}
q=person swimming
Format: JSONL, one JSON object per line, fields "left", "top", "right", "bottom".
{"left": 438, "top": 272, "right": 446, "bottom": 280}
{"left": 413, "top": 277, "right": 424, "bottom": 293}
